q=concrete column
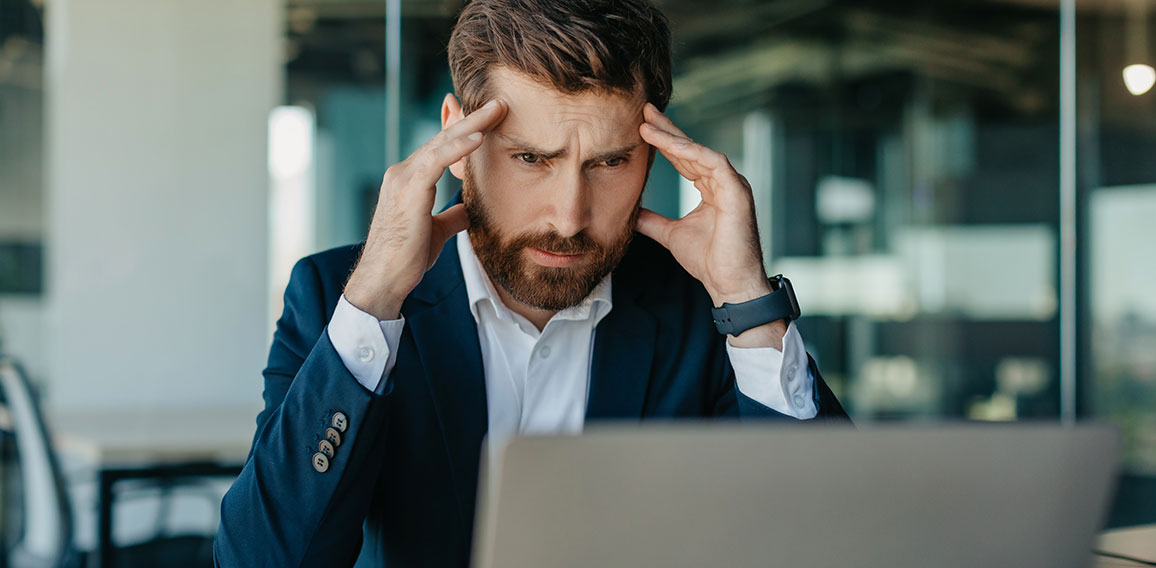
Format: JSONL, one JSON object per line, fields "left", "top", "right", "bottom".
{"left": 45, "top": 0, "right": 280, "bottom": 412}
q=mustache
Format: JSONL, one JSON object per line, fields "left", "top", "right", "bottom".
{"left": 507, "top": 231, "right": 600, "bottom": 256}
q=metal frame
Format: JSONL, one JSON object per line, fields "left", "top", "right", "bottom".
{"left": 96, "top": 461, "right": 243, "bottom": 568}
{"left": 1059, "top": 0, "right": 1078, "bottom": 424}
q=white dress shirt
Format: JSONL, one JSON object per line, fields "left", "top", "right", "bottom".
{"left": 325, "top": 232, "right": 817, "bottom": 453}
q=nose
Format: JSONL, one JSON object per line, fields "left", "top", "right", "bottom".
{"left": 546, "top": 167, "right": 592, "bottom": 238}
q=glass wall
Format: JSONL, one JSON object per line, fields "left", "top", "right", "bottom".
{"left": 0, "top": 0, "right": 46, "bottom": 400}
{"left": 285, "top": 0, "right": 1154, "bottom": 527}
{"left": 658, "top": 1, "right": 1064, "bottom": 426}
{"left": 1078, "top": 1, "right": 1156, "bottom": 527}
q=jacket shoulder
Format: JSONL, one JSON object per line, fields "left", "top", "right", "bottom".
{"left": 616, "top": 234, "right": 707, "bottom": 304}
{"left": 291, "top": 242, "right": 365, "bottom": 322}
{"left": 302, "top": 242, "right": 364, "bottom": 281}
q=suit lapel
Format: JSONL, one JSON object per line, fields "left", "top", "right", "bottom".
{"left": 400, "top": 228, "right": 660, "bottom": 528}
{"left": 402, "top": 235, "right": 488, "bottom": 535}
{"left": 586, "top": 268, "right": 657, "bottom": 420}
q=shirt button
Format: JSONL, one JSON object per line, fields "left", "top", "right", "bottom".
{"left": 793, "top": 393, "right": 806, "bottom": 409}
{"left": 539, "top": 345, "right": 552, "bottom": 359}
{"left": 357, "top": 345, "right": 375, "bottom": 363}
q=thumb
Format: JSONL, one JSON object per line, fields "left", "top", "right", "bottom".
{"left": 636, "top": 207, "right": 675, "bottom": 249}
{"left": 428, "top": 203, "right": 469, "bottom": 267}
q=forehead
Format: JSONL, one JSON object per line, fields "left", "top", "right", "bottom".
{"left": 487, "top": 67, "right": 646, "bottom": 148}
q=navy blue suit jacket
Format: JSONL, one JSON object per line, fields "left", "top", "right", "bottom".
{"left": 215, "top": 233, "right": 848, "bottom": 567}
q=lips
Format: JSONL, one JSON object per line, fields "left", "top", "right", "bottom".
{"left": 528, "top": 247, "right": 586, "bottom": 268}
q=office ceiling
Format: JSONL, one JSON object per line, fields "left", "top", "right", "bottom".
{"left": 283, "top": 0, "right": 1065, "bottom": 117}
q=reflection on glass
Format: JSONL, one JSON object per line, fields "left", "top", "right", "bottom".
{"left": 284, "top": 0, "right": 1156, "bottom": 527}
{"left": 1091, "top": 186, "right": 1156, "bottom": 474}
{"left": 659, "top": 0, "right": 1062, "bottom": 423}
{"left": 1079, "top": 1, "right": 1156, "bottom": 524}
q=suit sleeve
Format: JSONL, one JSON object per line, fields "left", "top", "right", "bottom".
{"left": 727, "top": 354, "right": 851, "bottom": 422}
{"left": 327, "top": 295, "right": 406, "bottom": 394}
{"left": 725, "top": 321, "right": 817, "bottom": 418}
{"left": 713, "top": 334, "right": 851, "bottom": 423}
{"left": 215, "top": 257, "right": 395, "bottom": 567}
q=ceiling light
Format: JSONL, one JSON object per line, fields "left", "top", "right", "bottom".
{"left": 1123, "top": 64, "right": 1156, "bottom": 95}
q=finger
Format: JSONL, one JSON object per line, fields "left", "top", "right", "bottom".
{"left": 643, "top": 103, "right": 690, "bottom": 139}
{"left": 410, "top": 130, "right": 488, "bottom": 188}
{"left": 635, "top": 208, "right": 676, "bottom": 250}
{"left": 408, "top": 100, "right": 508, "bottom": 185}
{"left": 440, "top": 98, "right": 508, "bottom": 142}
{"left": 428, "top": 203, "right": 469, "bottom": 268}
{"left": 431, "top": 203, "right": 469, "bottom": 245}
{"left": 640, "top": 123, "right": 731, "bottom": 184}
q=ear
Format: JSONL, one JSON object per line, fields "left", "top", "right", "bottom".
{"left": 442, "top": 93, "right": 468, "bottom": 180}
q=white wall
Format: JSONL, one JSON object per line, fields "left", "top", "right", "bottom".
{"left": 45, "top": 0, "right": 280, "bottom": 413}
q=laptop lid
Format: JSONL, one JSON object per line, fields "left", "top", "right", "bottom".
{"left": 473, "top": 423, "right": 1118, "bottom": 568}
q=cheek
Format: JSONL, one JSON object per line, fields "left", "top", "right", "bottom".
{"left": 470, "top": 146, "right": 515, "bottom": 201}
{"left": 595, "top": 160, "right": 647, "bottom": 202}
{"left": 590, "top": 162, "right": 647, "bottom": 233}
{"left": 469, "top": 147, "right": 539, "bottom": 229}
{"left": 473, "top": 144, "right": 545, "bottom": 190}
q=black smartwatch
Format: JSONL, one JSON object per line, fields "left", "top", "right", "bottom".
{"left": 711, "top": 274, "right": 800, "bottom": 336}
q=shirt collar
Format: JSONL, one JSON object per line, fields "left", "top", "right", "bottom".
{"left": 456, "top": 231, "right": 613, "bottom": 330}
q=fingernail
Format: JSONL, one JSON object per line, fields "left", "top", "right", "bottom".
{"left": 482, "top": 100, "right": 498, "bottom": 110}
{"left": 468, "top": 132, "right": 483, "bottom": 142}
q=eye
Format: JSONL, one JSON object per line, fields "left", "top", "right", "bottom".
{"left": 515, "top": 152, "right": 539, "bottom": 164}
{"left": 602, "top": 156, "right": 628, "bottom": 167}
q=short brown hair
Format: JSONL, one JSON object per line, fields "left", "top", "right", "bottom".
{"left": 447, "top": 0, "right": 672, "bottom": 114}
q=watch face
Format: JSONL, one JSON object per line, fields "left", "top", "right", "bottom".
{"left": 780, "top": 277, "right": 801, "bottom": 319}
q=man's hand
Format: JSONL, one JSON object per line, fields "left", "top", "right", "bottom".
{"left": 636, "top": 103, "right": 786, "bottom": 348}
{"left": 344, "top": 99, "right": 508, "bottom": 320}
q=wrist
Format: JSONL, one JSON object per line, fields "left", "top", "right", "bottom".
{"left": 726, "top": 319, "right": 787, "bottom": 350}
{"left": 707, "top": 277, "right": 773, "bottom": 306}
{"left": 344, "top": 274, "right": 407, "bottom": 321}
{"left": 710, "top": 274, "right": 799, "bottom": 346}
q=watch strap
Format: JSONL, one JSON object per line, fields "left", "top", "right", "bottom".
{"left": 711, "top": 275, "right": 800, "bottom": 336}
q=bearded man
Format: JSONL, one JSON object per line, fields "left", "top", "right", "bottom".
{"left": 216, "top": 0, "right": 848, "bottom": 565}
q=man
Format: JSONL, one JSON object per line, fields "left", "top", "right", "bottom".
{"left": 216, "top": 0, "right": 848, "bottom": 566}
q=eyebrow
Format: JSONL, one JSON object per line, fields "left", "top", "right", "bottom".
{"left": 494, "top": 132, "right": 640, "bottom": 164}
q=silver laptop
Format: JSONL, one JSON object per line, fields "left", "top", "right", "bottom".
{"left": 472, "top": 423, "right": 1118, "bottom": 568}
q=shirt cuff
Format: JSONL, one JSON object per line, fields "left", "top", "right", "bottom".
{"left": 725, "top": 321, "right": 818, "bottom": 419}
{"left": 326, "top": 295, "right": 406, "bottom": 393}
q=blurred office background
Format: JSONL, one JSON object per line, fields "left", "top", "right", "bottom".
{"left": 0, "top": 0, "right": 1154, "bottom": 564}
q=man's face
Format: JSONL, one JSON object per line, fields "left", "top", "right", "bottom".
{"left": 451, "top": 68, "right": 651, "bottom": 311}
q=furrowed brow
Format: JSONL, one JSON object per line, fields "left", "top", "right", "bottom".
{"left": 494, "top": 133, "right": 566, "bottom": 160}
{"left": 586, "top": 143, "right": 641, "bottom": 165}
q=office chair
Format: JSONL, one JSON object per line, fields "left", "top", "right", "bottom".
{"left": 0, "top": 357, "right": 78, "bottom": 568}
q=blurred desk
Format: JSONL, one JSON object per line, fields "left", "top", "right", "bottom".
{"left": 52, "top": 407, "right": 258, "bottom": 568}
{"left": 1095, "top": 524, "right": 1156, "bottom": 567}
{"left": 53, "top": 407, "right": 257, "bottom": 465}
{"left": 49, "top": 410, "right": 1155, "bottom": 567}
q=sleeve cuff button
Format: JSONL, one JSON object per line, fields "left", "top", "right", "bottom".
{"left": 312, "top": 452, "right": 330, "bottom": 473}
{"left": 326, "top": 427, "right": 342, "bottom": 447}
{"left": 332, "top": 412, "right": 348, "bottom": 432}
{"left": 357, "top": 345, "right": 375, "bottom": 362}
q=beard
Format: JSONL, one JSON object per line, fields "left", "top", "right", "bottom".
{"left": 461, "top": 164, "right": 640, "bottom": 311}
